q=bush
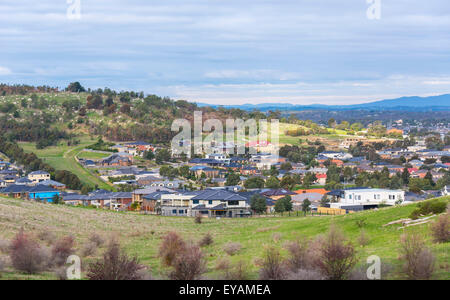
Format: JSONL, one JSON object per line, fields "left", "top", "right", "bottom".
{"left": 410, "top": 199, "right": 448, "bottom": 219}
{"left": 0, "top": 255, "right": 8, "bottom": 276}
{"left": 431, "top": 214, "right": 450, "bottom": 243}
{"left": 194, "top": 215, "right": 202, "bottom": 224}
{"left": 81, "top": 242, "right": 98, "bottom": 257}
{"left": 52, "top": 236, "right": 75, "bottom": 266}
{"left": 284, "top": 239, "right": 309, "bottom": 271}
{"left": 37, "top": 230, "right": 56, "bottom": 245}
{"left": 223, "top": 260, "right": 251, "bottom": 280}
{"left": 10, "top": 230, "right": 49, "bottom": 274}
{"left": 223, "top": 242, "right": 242, "bottom": 256}
{"left": 286, "top": 268, "right": 325, "bottom": 280}
{"left": 88, "top": 233, "right": 105, "bottom": 248}
{"left": 0, "top": 239, "right": 10, "bottom": 254}
{"left": 357, "top": 230, "right": 370, "bottom": 247}
{"left": 198, "top": 233, "right": 213, "bottom": 247}
{"left": 159, "top": 232, "right": 186, "bottom": 267}
{"left": 87, "top": 240, "right": 146, "bottom": 280}
{"left": 259, "top": 247, "right": 287, "bottom": 280}
{"left": 314, "top": 225, "right": 357, "bottom": 280}
{"left": 400, "top": 232, "right": 435, "bottom": 280}
{"left": 168, "top": 244, "right": 206, "bottom": 280}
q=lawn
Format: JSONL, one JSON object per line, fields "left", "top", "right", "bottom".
{"left": 76, "top": 151, "right": 111, "bottom": 160}
{"left": 19, "top": 138, "right": 113, "bottom": 190}
{"left": 0, "top": 196, "right": 448, "bottom": 280}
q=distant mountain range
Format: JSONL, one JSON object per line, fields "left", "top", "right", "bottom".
{"left": 197, "top": 94, "right": 450, "bottom": 111}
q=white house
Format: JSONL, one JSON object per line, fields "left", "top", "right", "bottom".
{"left": 330, "top": 188, "right": 406, "bottom": 209}
{"left": 319, "top": 151, "right": 353, "bottom": 160}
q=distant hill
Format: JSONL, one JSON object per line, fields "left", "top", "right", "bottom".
{"left": 197, "top": 94, "right": 450, "bottom": 111}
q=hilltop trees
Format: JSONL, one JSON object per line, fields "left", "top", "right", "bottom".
{"left": 66, "top": 82, "right": 86, "bottom": 93}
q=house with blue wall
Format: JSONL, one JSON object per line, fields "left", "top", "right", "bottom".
{"left": 28, "top": 185, "right": 61, "bottom": 203}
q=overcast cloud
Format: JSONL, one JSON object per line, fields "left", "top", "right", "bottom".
{"left": 1, "top": 0, "right": 449, "bottom": 105}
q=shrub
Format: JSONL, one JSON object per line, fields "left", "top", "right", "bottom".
{"left": 223, "top": 242, "right": 242, "bottom": 256}
{"left": 259, "top": 247, "right": 287, "bottom": 280}
{"left": 431, "top": 214, "right": 450, "bottom": 243}
{"left": 223, "top": 260, "right": 251, "bottom": 280}
{"left": 10, "top": 230, "right": 49, "bottom": 274}
{"left": 0, "top": 255, "right": 8, "bottom": 276}
{"left": 159, "top": 232, "right": 186, "bottom": 267}
{"left": 199, "top": 233, "right": 213, "bottom": 247}
{"left": 194, "top": 215, "right": 202, "bottom": 224}
{"left": 168, "top": 244, "right": 206, "bottom": 280}
{"left": 87, "top": 240, "right": 146, "bottom": 280}
{"left": 88, "top": 233, "right": 105, "bottom": 248}
{"left": 0, "top": 239, "right": 10, "bottom": 254}
{"left": 54, "top": 266, "right": 68, "bottom": 280}
{"left": 314, "top": 225, "right": 357, "bottom": 280}
{"left": 215, "top": 257, "right": 230, "bottom": 271}
{"left": 81, "top": 242, "right": 98, "bottom": 257}
{"left": 286, "top": 268, "right": 325, "bottom": 280}
{"left": 284, "top": 239, "right": 309, "bottom": 271}
{"left": 357, "top": 230, "right": 370, "bottom": 247}
{"left": 37, "top": 230, "right": 56, "bottom": 245}
{"left": 410, "top": 199, "right": 448, "bottom": 219}
{"left": 52, "top": 236, "right": 75, "bottom": 266}
{"left": 400, "top": 233, "right": 435, "bottom": 280}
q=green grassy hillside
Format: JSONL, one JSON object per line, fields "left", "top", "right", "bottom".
{"left": 0, "top": 196, "right": 448, "bottom": 280}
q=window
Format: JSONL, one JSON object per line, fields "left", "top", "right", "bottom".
{"left": 172, "top": 210, "right": 177, "bottom": 214}
{"left": 208, "top": 200, "right": 213, "bottom": 205}
{"left": 179, "top": 210, "right": 184, "bottom": 214}
{"left": 349, "top": 194, "right": 352, "bottom": 200}
{"left": 228, "top": 200, "right": 239, "bottom": 206}
{"left": 193, "top": 200, "right": 199, "bottom": 204}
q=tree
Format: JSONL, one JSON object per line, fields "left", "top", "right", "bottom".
{"left": 66, "top": 82, "right": 86, "bottom": 93}
{"left": 155, "top": 149, "right": 171, "bottom": 164}
{"left": 302, "top": 199, "right": 311, "bottom": 215}
{"left": 265, "top": 176, "right": 280, "bottom": 189}
{"left": 280, "top": 162, "right": 292, "bottom": 171}
{"left": 402, "top": 167, "right": 410, "bottom": 185}
{"left": 328, "top": 118, "right": 336, "bottom": 128}
{"left": 275, "top": 195, "right": 292, "bottom": 213}
{"left": 244, "top": 177, "right": 265, "bottom": 189}
{"left": 225, "top": 173, "right": 240, "bottom": 186}
{"left": 144, "top": 150, "right": 155, "bottom": 160}
{"left": 250, "top": 194, "right": 267, "bottom": 214}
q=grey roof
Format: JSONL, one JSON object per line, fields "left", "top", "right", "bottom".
{"left": 291, "top": 193, "right": 323, "bottom": 203}
{"left": 15, "top": 177, "right": 33, "bottom": 184}
{"left": 29, "top": 170, "right": 50, "bottom": 175}
{"left": 133, "top": 187, "right": 176, "bottom": 195}
{"left": 191, "top": 189, "right": 247, "bottom": 201}
{"left": 37, "top": 179, "right": 66, "bottom": 187}
{"left": 143, "top": 190, "right": 172, "bottom": 200}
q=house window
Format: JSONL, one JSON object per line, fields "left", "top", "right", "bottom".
{"left": 172, "top": 210, "right": 177, "bottom": 214}
{"left": 193, "top": 200, "right": 199, "bottom": 204}
{"left": 179, "top": 210, "right": 184, "bottom": 214}
{"left": 208, "top": 200, "right": 213, "bottom": 205}
{"left": 228, "top": 200, "right": 239, "bottom": 206}
{"left": 349, "top": 194, "right": 352, "bottom": 200}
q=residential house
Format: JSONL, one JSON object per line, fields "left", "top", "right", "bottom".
{"left": 28, "top": 185, "right": 61, "bottom": 203}
{"left": 28, "top": 170, "right": 50, "bottom": 184}
{"left": 327, "top": 188, "right": 406, "bottom": 210}
{"left": 100, "top": 153, "right": 132, "bottom": 167}
{"left": 38, "top": 179, "right": 66, "bottom": 190}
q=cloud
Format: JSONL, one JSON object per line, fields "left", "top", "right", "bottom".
{"left": 0, "top": 66, "right": 12, "bottom": 75}
{"left": 0, "top": 0, "right": 449, "bottom": 104}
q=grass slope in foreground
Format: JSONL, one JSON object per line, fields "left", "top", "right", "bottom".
{"left": 0, "top": 196, "right": 448, "bottom": 280}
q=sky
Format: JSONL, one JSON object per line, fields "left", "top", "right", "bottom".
{"left": 1, "top": 0, "right": 450, "bottom": 105}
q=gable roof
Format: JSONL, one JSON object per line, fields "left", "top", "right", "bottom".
{"left": 191, "top": 189, "right": 247, "bottom": 201}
